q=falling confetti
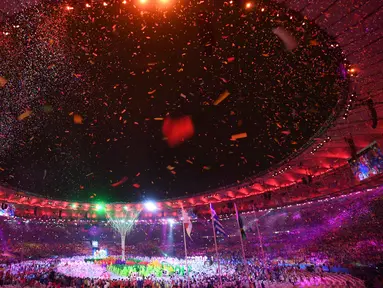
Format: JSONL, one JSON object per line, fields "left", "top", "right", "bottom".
{"left": 74, "top": 114, "right": 83, "bottom": 124}
{"left": 0, "top": 76, "right": 8, "bottom": 88}
{"left": 231, "top": 133, "right": 248, "bottom": 141}
{"left": 162, "top": 116, "right": 195, "bottom": 147}
{"left": 0, "top": 0, "right": 349, "bottom": 202}
{"left": 272, "top": 27, "right": 298, "bottom": 51}
{"left": 111, "top": 176, "right": 129, "bottom": 187}
{"left": 213, "top": 90, "right": 231, "bottom": 106}
{"left": 17, "top": 110, "right": 33, "bottom": 121}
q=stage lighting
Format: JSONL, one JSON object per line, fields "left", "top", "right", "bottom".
{"left": 122, "top": 0, "right": 127, "bottom": 3}
{"left": 144, "top": 201, "right": 157, "bottom": 211}
{"left": 139, "top": 0, "right": 147, "bottom": 4}
{"left": 167, "top": 218, "right": 175, "bottom": 225}
{"left": 66, "top": 6, "right": 74, "bottom": 11}
{"left": 245, "top": 2, "right": 252, "bottom": 9}
{"left": 159, "top": 0, "right": 170, "bottom": 4}
{"left": 71, "top": 203, "right": 78, "bottom": 209}
{"left": 95, "top": 203, "right": 105, "bottom": 212}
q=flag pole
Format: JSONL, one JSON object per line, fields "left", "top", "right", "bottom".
{"left": 234, "top": 203, "right": 251, "bottom": 287}
{"left": 253, "top": 206, "right": 266, "bottom": 264}
{"left": 210, "top": 204, "right": 223, "bottom": 288}
{"left": 182, "top": 208, "right": 190, "bottom": 288}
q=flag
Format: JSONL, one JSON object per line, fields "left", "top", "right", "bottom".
{"left": 234, "top": 203, "right": 247, "bottom": 239}
{"left": 210, "top": 204, "right": 227, "bottom": 237}
{"left": 182, "top": 208, "right": 192, "bottom": 238}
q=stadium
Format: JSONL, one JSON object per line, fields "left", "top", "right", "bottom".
{"left": 0, "top": 0, "right": 382, "bottom": 287}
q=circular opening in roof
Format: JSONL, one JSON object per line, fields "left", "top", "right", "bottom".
{"left": 0, "top": 0, "right": 349, "bottom": 202}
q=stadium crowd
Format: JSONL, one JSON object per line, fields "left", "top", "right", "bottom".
{"left": 0, "top": 256, "right": 366, "bottom": 288}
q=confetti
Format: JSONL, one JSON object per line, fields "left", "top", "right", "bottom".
{"left": 0, "top": 76, "right": 8, "bottom": 88}
{"left": 231, "top": 133, "right": 248, "bottom": 141}
{"left": 162, "top": 116, "right": 195, "bottom": 147}
{"left": 0, "top": 0, "right": 349, "bottom": 202}
{"left": 227, "top": 57, "right": 235, "bottom": 62}
{"left": 272, "top": 27, "right": 298, "bottom": 51}
{"left": 74, "top": 114, "right": 83, "bottom": 124}
{"left": 111, "top": 176, "right": 128, "bottom": 187}
{"left": 213, "top": 90, "right": 230, "bottom": 105}
{"left": 17, "top": 110, "right": 33, "bottom": 121}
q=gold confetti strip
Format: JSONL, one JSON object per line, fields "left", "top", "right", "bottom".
{"left": 17, "top": 110, "right": 32, "bottom": 121}
{"left": 213, "top": 90, "right": 230, "bottom": 106}
{"left": 231, "top": 132, "right": 248, "bottom": 141}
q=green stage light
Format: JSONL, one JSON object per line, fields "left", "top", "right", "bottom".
{"left": 95, "top": 203, "right": 105, "bottom": 212}
{"left": 71, "top": 203, "right": 78, "bottom": 209}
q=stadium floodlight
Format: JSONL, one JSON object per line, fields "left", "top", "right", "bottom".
{"left": 167, "top": 218, "right": 175, "bottom": 225}
{"left": 95, "top": 203, "right": 105, "bottom": 212}
{"left": 144, "top": 201, "right": 158, "bottom": 211}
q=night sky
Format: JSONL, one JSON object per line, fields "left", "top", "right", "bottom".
{"left": 0, "top": 0, "right": 348, "bottom": 202}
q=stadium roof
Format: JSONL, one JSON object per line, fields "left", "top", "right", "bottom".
{"left": 0, "top": 0, "right": 382, "bottom": 210}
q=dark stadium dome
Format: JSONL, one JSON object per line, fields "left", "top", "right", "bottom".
{"left": 0, "top": 0, "right": 382, "bottom": 212}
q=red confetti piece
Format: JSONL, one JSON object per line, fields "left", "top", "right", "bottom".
{"left": 133, "top": 183, "right": 140, "bottom": 188}
{"left": 162, "top": 116, "right": 195, "bottom": 147}
{"left": 111, "top": 176, "right": 128, "bottom": 187}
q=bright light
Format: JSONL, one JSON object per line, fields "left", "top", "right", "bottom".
{"left": 139, "top": 0, "right": 147, "bottom": 4}
{"left": 122, "top": 0, "right": 127, "bottom": 3}
{"left": 159, "top": 0, "right": 170, "bottom": 4}
{"left": 85, "top": 3, "right": 91, "bottom": 7}
{"left": 103, "top": 2, "right": 108, "bottom": 6}
{"left": 124, "top": 206, "right": 129, "bottom": 211}
{"left": 167, "top": 218, "right": 175, "bottom": 225}
{"left": 66, "top": 6, "right": 74, "bottom": 11}
{"left": 71, "top": 203, "right": 78, "bottom": 209}
{"left": 95, "top": 203, "right": 105, "bottom": 211}
{"left": 144, "top": 201, "right": 157, "bottom": 211}
{"left": 245, "top": 2, "right": 252, "bottom": 9}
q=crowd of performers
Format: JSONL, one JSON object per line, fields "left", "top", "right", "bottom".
{"left": 0, "top": 256, "right": 366, "bottom": 288}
